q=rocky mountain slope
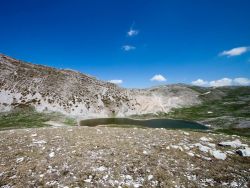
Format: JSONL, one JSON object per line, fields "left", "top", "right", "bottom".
{"left": 0, "top": 54, "right": 201, "bottom": 119}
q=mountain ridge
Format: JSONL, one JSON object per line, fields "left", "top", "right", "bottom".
{"left": 0, "top": 54, "right": 202, "bottom": 118}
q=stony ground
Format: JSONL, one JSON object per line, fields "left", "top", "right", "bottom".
{"left": 0, "top": 126, "right": 249, "bottom": 188}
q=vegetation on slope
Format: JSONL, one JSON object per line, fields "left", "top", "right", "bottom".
{"left": 164, "top": 86, "right": 250, "bottom": 137}
{"left": 167, "top": 86, "right": 250, "bottom": 120}
{"left": 0, "top": 108, "right": 76, "bottom": 130}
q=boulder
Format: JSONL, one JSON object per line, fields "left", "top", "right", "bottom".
{"left": 236, "top": 147, "right": 250, "bottom": 157}
{"left": 218, "top": 139, "right": 247, "bottom": 148}
{"left": 210, "top": 150, "right": 227, "bottom": 160}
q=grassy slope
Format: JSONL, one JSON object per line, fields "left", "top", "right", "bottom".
{"left": 165, "top": 86, "right": 250, "bottom": 137}
{"left": 166, "top": 86, "right": 250, "bottom": 120}
{"left": 0, "top": 108, "right": 77, "bottom": 130}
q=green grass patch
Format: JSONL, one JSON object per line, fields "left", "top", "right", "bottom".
{"left": 63, "top": 117, "right": 77, "bottom": 126}
{"left": 0, "top": 109, "right": 77, "bottom": 130}
{"left": 0, "top": 112, "right": 49, "bottom": 129}
{"left": 166, "top": 99, "right": 250, "bottom": 121}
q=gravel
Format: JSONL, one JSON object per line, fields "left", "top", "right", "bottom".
{"left": 0, "top": 126, "right": 249, "bottom": 187}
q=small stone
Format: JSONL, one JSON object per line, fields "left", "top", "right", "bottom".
{"left": 187, "top": 152, "right": 195, "bottom": 157}
{"left": 171, "top": 145, "right": 183, "bottom": 151}
{"left": 84, "top": 179, "right": 92, "bottom": 183}
{"left": 230, "top": 181, "right": 238, "bottom": 187}
{"left": 96, "top": 166, "right": 107, "bottom": 172}
{"left": 207, "top": 143, "right": 216, "bottom": 148}
{"left": 16, "top": 157, "right": 24, "bottom": 163}
{"left": 49, "top": 152, "right": 55, "bottom": 158}
{"left": 125, "top": 175, "right": 132, "bottom": 180}
{"left": 103, "top": 175, "right": 109, "bottom": 180}
{"left": 134, "top": 183, "right": 142, "bottom": 188}
{"left": 201, "top": 156, "right": 212, "bottom": 161}
{"left": 226, "top": 151, "right": 234, "bottom": 155}
{"left": 183, "top": 132, "right": 189, "bottom": 136}
{"left": 148, "top": 175, "right": 153, "bottom": 181}
{"left": 33, "top": 140, "right": 47, "bottom": 144}
{"left": 200, "top": 137, "right": 212, "bottom": 142}
{"left": 39, "top": 174, "right": 44, "bottom": 178}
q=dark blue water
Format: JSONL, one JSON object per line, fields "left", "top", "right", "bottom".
{"left": 80, "top": 118, "right": 208, "bottom": 130}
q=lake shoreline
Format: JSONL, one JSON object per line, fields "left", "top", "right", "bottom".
{"left": 80, "top": 117, "right": 209, "bottom": 130}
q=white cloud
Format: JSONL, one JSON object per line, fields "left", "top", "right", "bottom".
{"left": 150, "top": 74, "right": 167, "bottom": 82}
{"left": 121, "top": 45, "right": 136, "bottom": 51}
{"left": 127, "top": 29, "right": 139, "bottom": 37}
{"left": 108, "top": 79, "right": 123, "bottom": 84}
{"left": 220, "top": 46, "right": 249, "bottom": 57}
{"left": 209, "top": 78, "right": 233, "bottom": 87}
{"left": 233, "top": 77, "right": 250, "bottom": 86}
{"left": 191, "top": 79, "right": 208, "bottom": 86}
{"left": 191, "top": 77, "right": 250, "bottom": 87}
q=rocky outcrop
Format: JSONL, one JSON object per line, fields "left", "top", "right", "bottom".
{"left": 0, "top": 54, "right": 201, "bottom": 118}
{"left": 237, "top": 148, "right": 250, "bottom": 157}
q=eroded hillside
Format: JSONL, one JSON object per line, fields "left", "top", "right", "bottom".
{"left": 0, "top": 54, "right": 201, "bottom": 118}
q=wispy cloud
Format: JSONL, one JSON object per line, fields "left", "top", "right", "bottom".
{"left": 127, "top": 29, "right": 139, "bottom": 37}
{"left": 191, "top": 77, "right": 250, "bottom": 87}
{"left": 121, "top": 45, "right": 136, "bottom": 51}
{"left": 127, "top": 23, "right": 139, "bottom": 37}
{"left": 219, "top": 46, "right": 249, "bottom": 57}
{"left": 150, "top": 74, "right": 167, "bottom": 82}
{"left": 108, "top": 79, "right": 123, "bottom": 84}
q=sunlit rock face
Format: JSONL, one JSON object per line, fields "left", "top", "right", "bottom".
{"left": 0, "top": 54, "right": 201, "bottom": 118}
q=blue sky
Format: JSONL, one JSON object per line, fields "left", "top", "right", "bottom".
{"left": 0, "top": 0, "right": 250, "bottom": 88}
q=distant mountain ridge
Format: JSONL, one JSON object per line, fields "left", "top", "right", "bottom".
{"left": 0, "top": 54, "right": 210, "bottom": 118}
